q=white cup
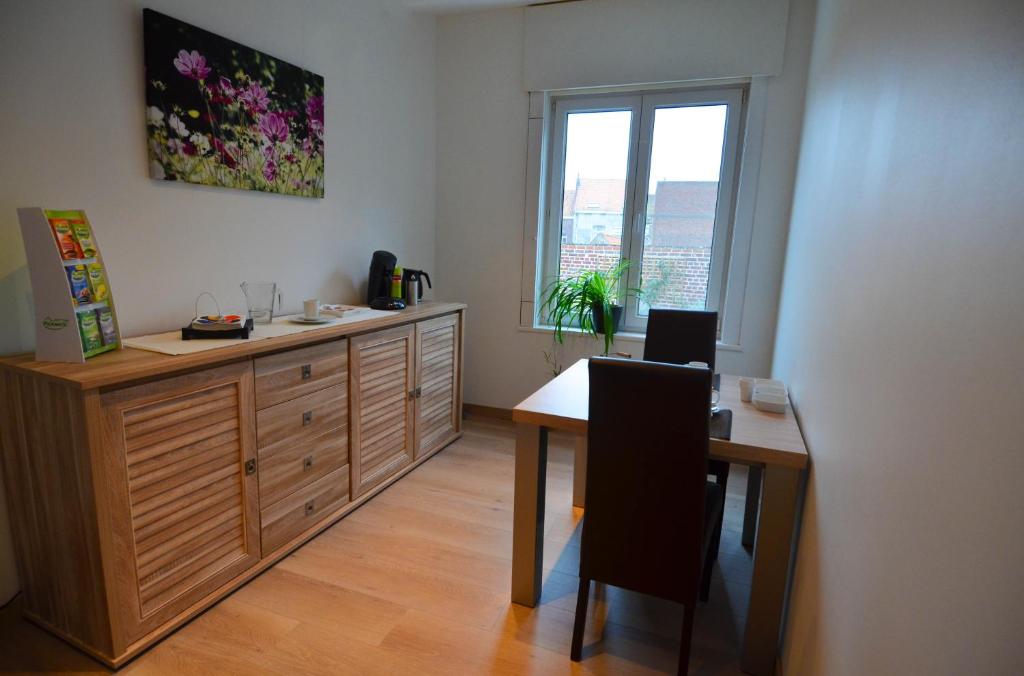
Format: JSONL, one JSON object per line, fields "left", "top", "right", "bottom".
{"left": 303, "top": 299, "right": 320, "bottom": 320}
{"left": 739, "top": 376, "right": 756, "bottom": 402}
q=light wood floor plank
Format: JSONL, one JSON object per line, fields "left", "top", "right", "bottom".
{"left": 235, "top": 567, "right": 408, "bottom": 646}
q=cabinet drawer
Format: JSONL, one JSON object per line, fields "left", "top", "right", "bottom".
{"left": 256, "top": 384, "right": 346, "bottom": 451}
{"left": 260, "top": 464, "right": 349, "bottom": 556}
{"left": 258, "top": 428, "right": 348, "bottom": 506}
{"left": 254, "top": 340, "right": 348, "bottom": 409}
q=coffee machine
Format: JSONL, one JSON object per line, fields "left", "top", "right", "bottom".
{"left": 366, "top": 250, "right": 405, "bottom": 310}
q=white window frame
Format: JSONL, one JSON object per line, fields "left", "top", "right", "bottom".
{"left": 541, "top": 95, "right": 642, "bottom": 303}
{"left": 521, "top": 78, "right": 768, "bottom": 350}
{"left": 539, "top": 86, "right": 746, "bottom": 335}
{"left": 626, "top": 88, "right": 745, "bottom": 331}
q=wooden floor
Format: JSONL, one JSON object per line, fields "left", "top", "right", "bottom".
{"left": 0, "top": 417, "right": 754, "bottom": 675}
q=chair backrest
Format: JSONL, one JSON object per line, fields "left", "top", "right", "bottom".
{"left": 643, "top": 309, "right": 718, "bottom": 371}
{"left": 581, "top": 357, "right": 711, "bottom": 604}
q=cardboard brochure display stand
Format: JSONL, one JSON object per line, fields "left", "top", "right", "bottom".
{"left": 18, "top": 207, "right": 122, "bottom": 363}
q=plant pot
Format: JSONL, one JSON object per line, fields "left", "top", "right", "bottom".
{"left": 591, "top": 301, "right": 623, "bottom": 335}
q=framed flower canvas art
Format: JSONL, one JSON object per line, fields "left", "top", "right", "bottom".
{"left": 143, "top": 9, "right": 325, "bottom": 198}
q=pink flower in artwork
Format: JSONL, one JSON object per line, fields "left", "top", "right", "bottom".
{"left": 305, "top": 95, "right": 324, "bottom": 125}
{"left": 306, "top": 95, "right": 324, "bottom": 140}
{"left": 259, "top": 112, "right": 289, "bottom": 143}
{"left": 239, "top": 83, "right": 270, "bottom": 114}
{"left": 213, "top": 138, "right": 239, "bottom": 169}
{"left": 173, "top": 49, "right": 211, "bottom": 80}
{"left": 209, "top": 76, "right": 235, "bottom": 104}
{"left": 263, "top": 158, "right": 278, "bottom": 183}
{"left": 302, "top": 136, "right": 316, "bottom": 157}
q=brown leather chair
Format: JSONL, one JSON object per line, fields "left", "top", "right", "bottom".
{"left": 643, "top": 309, "right": 718, "bottom": 370}
{"left": 643, "top": 309, "right": 728, "bottom": 592}
{"left": 570, "top": 357, "right": 723, "bottom": 675}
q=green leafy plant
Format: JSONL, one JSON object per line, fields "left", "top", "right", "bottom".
{"left": 542, "top": 345, "right": 564, "bottom": 378}
{"left": 639, "top": 258, "right": 673, "bottom": 307}
{"left": 541, "top": 261, "right": 641, "bottom": 356}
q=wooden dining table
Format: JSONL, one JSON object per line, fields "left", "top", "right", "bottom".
{"left": 510, "top": 358, "right": 809, "bottom": 676}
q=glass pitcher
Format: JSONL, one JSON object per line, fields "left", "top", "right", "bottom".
{"left": 241, "top": 281, "right": 282, "bottom": 324}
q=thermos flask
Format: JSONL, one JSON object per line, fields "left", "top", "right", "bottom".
{"left": 401, "top": 269, "right": 431, "bottom": 306}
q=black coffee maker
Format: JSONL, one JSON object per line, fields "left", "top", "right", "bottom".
{"left": 366, "top": 250, "right": 405, "bottom": 310}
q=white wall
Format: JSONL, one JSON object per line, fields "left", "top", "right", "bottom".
{"left": 774, "top": 0, "right": 1024, "bottom": 673}
{"left": 436, "top": 0, "right": 816, "bottom": 408}
{"left": 522, "top": 0, "right": 789, "bottom": 90}
{"left": 0, "top": 0, "right": 436, "bottom": 604}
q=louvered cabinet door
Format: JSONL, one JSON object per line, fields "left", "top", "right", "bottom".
{"left": 349, "top": 324, "right": 415, "bottom": 498}
{"left": 98, "top": 361, "right": 258, "bottom": 645}
{"left": 415, "top": 314, "right": 461, "bottom": 458}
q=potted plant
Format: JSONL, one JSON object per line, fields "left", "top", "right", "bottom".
{"left": 541, "top": 261, "right": 640, "bottom": 356}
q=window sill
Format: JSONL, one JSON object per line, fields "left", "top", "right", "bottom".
{"left": 517, "top": 324, "right": 743, "bottom": 352}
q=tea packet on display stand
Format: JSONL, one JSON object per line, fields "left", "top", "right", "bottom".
{"left": 87, "top": 263, "right": 109, "bottom": 302}
{"left": 95, "top": 308, "right": 118, "bottom": 346}
{"left": 71, "top": 219, "right": 97, "bottom": 259}
{"left": 50, "top": 218, "right": 82, "bottom": 260}
{"left": 66, "top": 265, "right": 92, "bottom": 306}
{"left": 78, "top": 312, "right": 103, "bottom": 353}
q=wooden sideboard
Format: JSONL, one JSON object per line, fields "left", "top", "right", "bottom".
{"left": 0, "top": 301, "right": 465, "bottom": 667}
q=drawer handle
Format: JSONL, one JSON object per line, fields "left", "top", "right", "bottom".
{"left": 303, "top": 410, "right": 313, "bottom": 426}
{"left": 245, "top": 459, "right": 257, "bottom": 476}
{"left": 304, "top": 499, "right": 315, "bottom": 516}
{"left": 415, "top": 386, "right": 422, "bottom": 399}
{"left": 301, "top": 364, "right": 312, "bottom": 380}
{"left": 303, "top": 454, "right": 314, "bottom": 471}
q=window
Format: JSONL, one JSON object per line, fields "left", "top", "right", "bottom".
{"left": 539, "top": 87, "right": 746, "bottom": 333}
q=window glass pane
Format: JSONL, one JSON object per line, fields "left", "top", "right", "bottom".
{"left": 638, "top": 105, "right": 727, "bottom": 313}
{"left": 558, "top": 110, "right": 632, "bottom": 280}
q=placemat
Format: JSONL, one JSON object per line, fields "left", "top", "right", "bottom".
{"left": 123, "top": 309, "right": 392, "bottom": 356}
{"left": 710, "top": 408, "right": 733, "bottom": 440}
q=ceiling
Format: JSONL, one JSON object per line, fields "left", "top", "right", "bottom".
{"left": 399, "top": 0, "right": 541, "bottom": 14}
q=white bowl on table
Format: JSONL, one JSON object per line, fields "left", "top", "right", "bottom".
{"left": 752, "top": 382, "right": 788, "bottom": 413}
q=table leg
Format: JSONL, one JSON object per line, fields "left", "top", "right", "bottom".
{"left": 572, "top": 432, "right": 587, "bottom": 508}
{"left": 511, "top": 423, "right": 548, "bottom": 607}
{"left": 741, "top": 465, "right": 801, "bottom": 676}
{"left": 742, "top": 465, "right": 763, "bottom": 548}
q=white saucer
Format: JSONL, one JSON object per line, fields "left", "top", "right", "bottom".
{"left": 288, "top": 316, "right": 334, "bottom": 325}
